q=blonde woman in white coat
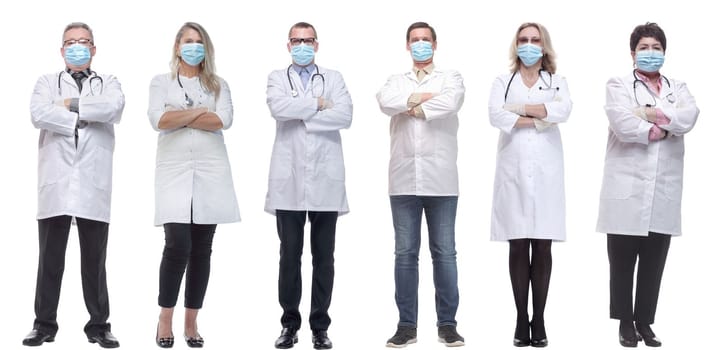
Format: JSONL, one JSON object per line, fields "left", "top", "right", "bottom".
{"left": 488, "top": 22, "right": 571, "bottom": 348}
{"left": 148, "top": 22, "right": 240, "bottom": 348}
{"left": 597, "top": 22, "right": 698, "bottom": 348}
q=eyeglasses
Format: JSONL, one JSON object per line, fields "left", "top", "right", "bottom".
{"left": 63, "top": 38, "right": 93, "bottom": 47}
{"left": 289, "top": 37, "right": 316, "bottom": 46}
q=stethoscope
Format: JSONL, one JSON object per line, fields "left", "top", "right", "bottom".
{"left": 632, "top": 70, "right": 674, "bottom": 107}
{"left": 177, "top": 72, "right": 195, "bottom": 107}
{"left": 504, "top": 69, "right": 558, "bottom": 101}
{"left": 57, "top": 69, "right": 103, "bottom": 95}
{"left": 287, "top": 64, "right": 325, "bottom": 97}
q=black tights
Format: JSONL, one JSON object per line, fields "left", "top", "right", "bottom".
{"left": 509, "top": 239, "right": 552, "bottom": 340}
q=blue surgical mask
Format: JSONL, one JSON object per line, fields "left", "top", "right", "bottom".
{"left": 636, "top": 50, "right": 665, "bottom": 73}
{"left": 517, "top": 43, "right": 543, "bottom": 67}
{"left": 291, "top": 44, "right": 315, "bottom": 66}
{"left": 64, "top": 44, "right": 91, "bottom": 66}
{"left": 180, "top": 43, "right": 205, "bottom": 66}
{"left": 410, "top": 41, "right": 433, "bottom": 62}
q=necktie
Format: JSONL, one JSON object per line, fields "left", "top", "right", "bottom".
{"left": 71, "top": 71, "right": 86, "bottom": 92}
{"left": 300, "top": 68, "right": 310, "bottom": 89}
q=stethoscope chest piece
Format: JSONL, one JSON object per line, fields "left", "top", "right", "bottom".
{"left": 291, "top": 90, "right": 298, "bottom": 97}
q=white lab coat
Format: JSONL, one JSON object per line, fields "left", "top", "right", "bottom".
{"left": 488, "top": 71, "right": 572, "bottom": 241}
{"left": 597, "top": 72, "right": 699, "bottom": 236}
{"left": 265, "top": 65, "right": 352, "bottom": 215}
{"left": 148, "top": 73, "right": 240, "bottom": 226}
{"left": 376, "top": 67, "right": 465, "bottom": 196}
{"left": 30, "top": 71, "right": 124, "bottom": 223}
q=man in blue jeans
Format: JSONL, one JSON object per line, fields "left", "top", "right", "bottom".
{"left": 376, "top": 21, "right": 465, "bottom": 348}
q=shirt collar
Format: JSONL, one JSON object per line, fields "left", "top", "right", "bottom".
{"left": 292, "top": 63, "right": 316, "bottom": 75}
{"left": 413, "top": 63, "right": 435, "bottom": 77}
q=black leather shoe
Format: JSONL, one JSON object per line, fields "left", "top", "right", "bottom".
{"left": 88, "top": 330, "right": 120, "bottom": 348}
{"left": 635, "top": 323, "right": 662, "bottom": 347}
{"left": 185, "top": 333, "right": 204, "bottom": 348}
{"left": 513, "top": 338, "right": 531, "bottom": 347}
{"left": 156, "top": 327, "right": 174, "bottom": 348}
{"left": 22, "top": 329, "right": 55, "bottom": 347}
{"left": 275, "top": 328, "right": 298, "bottom": 349}
{"left": 312, "top": 331, "right": 332, "bottom": 349}
{"left": 618, "top": 321, "right": 638, "bottom": 348}
{"left": 530, "top": 319, "right": 548, "bottom": 348}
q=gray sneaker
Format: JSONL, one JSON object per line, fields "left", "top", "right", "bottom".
{"left": 386, "top": 326, "right": 417, "bottom": 348}
{"left": 438, "top": 325, "right": 465, "bottom": 347}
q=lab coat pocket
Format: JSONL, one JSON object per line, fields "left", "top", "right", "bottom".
{"left": 600, "top": 157, "right": 636, "bottom": 200}
{"left": 659, "top": 157, "right": 683, "bottom": 202}
{"left": 37, "top": 142, "right": 62, "bottom": 188}
{"left": 92, "top": 147, "right": 114, "bottom": 191}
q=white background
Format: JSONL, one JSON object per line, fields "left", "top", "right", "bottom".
{"left": 1, "top": 0, "right": 718, "bottom": 349}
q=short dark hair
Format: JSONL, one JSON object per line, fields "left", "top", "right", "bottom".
{"left": 406, "top": 22, "right": 436, "bottom": 42}
{"left": 630, "top": 22, "right": 666, "bottom": 52}
{"left": 288, "top": 22, "right": 317, "bottom": 39}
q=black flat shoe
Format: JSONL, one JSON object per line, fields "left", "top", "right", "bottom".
{"left": 635, "top": 323, "right": 662, "bottom": 347}
{"left": 275, "top": 328, "right": 298, "bottom": 349}
{"left": 87, "top": 330, "right": 120, "bottom": 348}
{"left": 156, "top": 324, "right": 174, "bottom": 348}
{"left": 312, "top": 331, "right": 333, "bottom": 349}
{"left": 513, "top": 317, "right": 531, "bottom": 347}
{"left": 618, "top": 321, "right": 638, "bottom": 348}
{"left": 185, "top": 334, "right": 204, "bottom": 348}
{"left": 22, "top": 329, "right": 55, "bottom": 347}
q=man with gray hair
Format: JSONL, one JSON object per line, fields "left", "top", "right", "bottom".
{"left": 23, "top": 22, "right": 124, "bottom": 348}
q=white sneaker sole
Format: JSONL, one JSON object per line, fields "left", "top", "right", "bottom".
{"left": 438, "top": 338, "right": 465, "bottom": 347}
{"left": 386, "top": 338, "right": 417, "bottom": 348}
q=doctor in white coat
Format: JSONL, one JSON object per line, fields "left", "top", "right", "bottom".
{"left": 488, "top": 22, "right": 571, "bottom": 348}
{"left": 25, "top": 22, "right": 124, "bottom": 348}
{"left": 597, "top": 22, "right": 698, "bottom": 348}
{"left": 265, "top": 22, "right": 352, "bottom": 350}
{"left": 148, "top": 22, "right": 240, "bottom": 348}
{"left": 377, "top": 22, "right": 466, "bottom": 348}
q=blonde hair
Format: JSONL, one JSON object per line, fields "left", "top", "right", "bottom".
{"left": 508, "top": 22, "right": 557, "bottom": 74}
{"left": 170, "top": 22, "right": 220, "bottom": 97}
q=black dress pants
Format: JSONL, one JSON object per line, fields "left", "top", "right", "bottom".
{"left": 34, "top": 215, "right": 110, "bottom": 336}
{"left": 158, "top": 223, "right": 216, "bottom": 309}
{"left": 607, "top": 232, "right": 671, "bottom": 324}
{"left": 276, "top": 210, "right": 338, "bottom": 332}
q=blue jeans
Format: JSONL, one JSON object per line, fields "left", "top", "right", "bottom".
{"left": 390, "top": 195, "right": 459, "bottom": 327}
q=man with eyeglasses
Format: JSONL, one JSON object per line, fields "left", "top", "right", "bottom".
{"left": 24, "top": 22, "right": 124, "bottom": 348}
{"left": 376, "top": 22, "right": 466, "bottom": 348}
{"left": 265, "top": 21, "right": 352, "bottom": 350}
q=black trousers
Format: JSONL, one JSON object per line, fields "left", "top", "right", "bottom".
{"left": 276, "top": 210, "right": 338, "bottom": 332}
{"left": 607, "top": 232, "right": 671, "bottom": 324}
{"left": 33, "top": 215, "right": 110, "bottom": 336}
{"left": 158, "top": 223, "right": 216, "bottom": 309}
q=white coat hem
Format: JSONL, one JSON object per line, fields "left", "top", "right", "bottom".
{"left": 37, "top": 211, "right": 110, "bottom": 224}
{"left": 264, "top": 207, "right": 349, "bottom": 216}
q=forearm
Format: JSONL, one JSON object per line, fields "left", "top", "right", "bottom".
{"left": 514, "top": 116, "right": 536, "bottom": 128}
{"left": 187, "top": 112, "right": 223, "bottom": 131}
{"left": 157, "top": 108, "right": 207, "bottom": 130}
{"left": 524, "top": 104, "right": 548, "bottom": 119}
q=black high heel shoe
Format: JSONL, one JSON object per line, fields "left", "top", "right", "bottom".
{"left": 184, "top": 333, "right": 204, "bottom": 348}
{"left": 156, "top": 323, "right": 174, "bottom": 348}
{"left": 618, "top": 320, "right": 638, "bottom": 348}
{"left": 530, "top": 319, "right": 548, "bottom": 348}
{"left": 635, "top": 323, "right": 661, "bottom": 347}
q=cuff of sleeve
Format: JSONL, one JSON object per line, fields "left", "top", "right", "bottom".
{"left": 69, "top": 98, "right": 80, "bottom": 113}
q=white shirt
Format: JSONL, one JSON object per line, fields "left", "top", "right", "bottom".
{"left": 30, "top": 70, "right": 125, "bottom": 223}
{"left": 376, "top": 67, "right": 465, "bottom": 196}
{"left": 488, "top": 71, "right": 572, "bottom": 241}
{"left": 148, "top": 73, "right": 240, "bottom": 225}
{"left": 265, "top": 65, "right": 352, "bottom": 214}
{"left": 597, "top": 72, "right": 699, "bottom": 236}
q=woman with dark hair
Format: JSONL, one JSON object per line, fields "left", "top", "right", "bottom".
{"left": 488, "top": 22, "right": 572, "bottom": 348}
{"left": 597, "top": 22, "right": 699, "bottom": 347}
{"left": 148, "top": 22, "right": 240, "bottom": 348}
